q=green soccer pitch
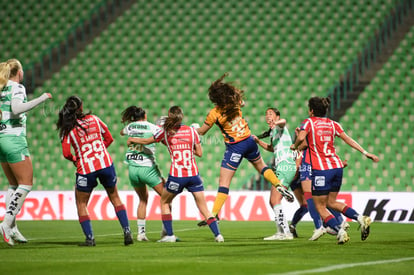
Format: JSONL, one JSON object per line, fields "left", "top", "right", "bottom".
{"left": 1, "top": 220, "right": 413, "bottom": 275}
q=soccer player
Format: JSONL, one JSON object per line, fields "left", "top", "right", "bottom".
{"left": 253, "top": 108, "right": 296, "bottom": 240}
{"left": 127, "top": 106, "right": 223, "bottom": 242}
{"left": 57, "top": 96, "right": 133, "bottom": 246}
{"left": 291, "top": 96, "right": 379, "bottom": 244}
{"left": 0, "top": 59, "right": 52, "bottom": 246}
{"left": 120, "top": 106, "right": 166, "bottom": 241}
{"left": 195, "top": 73, "right": 294, "bottom": 226}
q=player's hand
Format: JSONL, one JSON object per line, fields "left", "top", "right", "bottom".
{"left": 43, "top": 93, "right": 52, "bottom": 99}
{"left": 366, "top": 153, "right": 379, "bottom": 162}
{"left": 343, "top": 159, "right": 348, "bottom": 168}
{"left": 290, "top": 144, "right": 296, "bottom": 151}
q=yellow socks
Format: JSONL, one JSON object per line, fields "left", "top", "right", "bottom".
{"left": 262, "top": 167, "right": 281, "bottom": 187}
{"left": 212, "top": 187, "right": 229, "bottom": 216}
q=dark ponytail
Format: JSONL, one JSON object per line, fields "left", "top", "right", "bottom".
{"left": 164, "top": 106, "right": 183, "bottom": 135}
{"left": 56, "top": 96, "right": 89, "bottom": 139}
{"left": 121, "top": 106, "right": 146, "bottom": 124}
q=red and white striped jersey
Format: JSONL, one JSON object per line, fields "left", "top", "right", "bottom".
{"left": 300, "top": 117, "right": 344, "bottom": 170}
{"left": 154, "top": 125, "right": 200, "bottom": 177}
{"left": 61, "top": 114, "right": 113, "bottom": 174}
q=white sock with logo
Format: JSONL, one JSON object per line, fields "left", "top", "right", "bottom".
{"left": 3, "top": 185, "right": 32, "bottom": 227}
{"left": 5, "top": 185, "right": 18, "bottom": 227}
{"left": 137, "top": 219, "right": 146, "bottom": 235}
{"left": 273, "top": 204, "right": 290, "bottom": 234}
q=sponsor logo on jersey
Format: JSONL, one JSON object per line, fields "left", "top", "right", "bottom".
{"left": 77, "top": 176, "right": 88, "bottom": 187}
{"left": 230, "top": 153, "right": 242, "bottom": 163}
{"left": 315, "top": 176, "right": 325, "bottom": 187}
{"left": 168, "top": 181, "right": 180, "bottom": 192}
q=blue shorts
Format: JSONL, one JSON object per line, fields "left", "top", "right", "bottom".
{"left": 311, "top": 168, "right": 343, "bottom": 196}
{"left": 290, "top": 177, "right": 301, "bottom": 191}
{"left": 299, "top": 161, "right": 312, "bottom": 182}
{"left": 165, "top": 174, "right": 204, "bottom": 195}
{"left": 221, "top": 136, "right": 261, "bottom": 171}
{"left": 76, "top": 164, "right": 117, "bottom": 193}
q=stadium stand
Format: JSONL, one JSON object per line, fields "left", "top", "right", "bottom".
{"left": 338, "top": 26, "right": 414, "bottom": 191}
{"left": 1, "top": 0, "right": 411, "bottom": 192}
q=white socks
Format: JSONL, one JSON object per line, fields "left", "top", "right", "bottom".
{"left": 3, "top": 184, "right": 32, "bottom": 227}
{"left": 137, "top": 219, "right": 146, "bottom": 235}
{"left": 273, "top": 204, "right": 290, "bottom": 234}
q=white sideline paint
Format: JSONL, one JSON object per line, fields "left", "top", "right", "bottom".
{"left": 271, "top": 257, "right": 414, "bottom": 275}
{"left": 27, "top": 227, "right": 198, "bottom": 241}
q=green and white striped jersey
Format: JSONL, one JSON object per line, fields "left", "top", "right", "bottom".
{"left": 122, "top": 121, "right": 160, "bottom": 167}
{"left": 0, "top": 80, "right": 27, "bottom": 137}
{"left": 270, "top": 125, "right": 295, "bottom": 167}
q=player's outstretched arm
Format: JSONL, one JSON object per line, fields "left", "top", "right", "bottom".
{"left": 196, "top": 123, "right": 211, "bottom": 136}
{"left": 127, "top": 136, "right": 156, "bottom": 146}
{"left": 339, "top": 132, "right": 379, "bottom": 162}
{"left": 11, "top": 93, "right": 52, "bottom": 115}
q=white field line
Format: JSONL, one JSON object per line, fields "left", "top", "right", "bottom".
{"left": 271, "top": 257, "right": 414, "bottom": 275}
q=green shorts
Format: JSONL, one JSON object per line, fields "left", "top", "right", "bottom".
{"left": 128, "top": 164, "right": 163, "bottom": 188}
{"left": 0, "top": 135, "right": 30, "bottom": 163}
{"left": 274, "top": 161, "right": 296, "bottom": 188}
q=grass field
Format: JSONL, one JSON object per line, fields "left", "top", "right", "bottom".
{"left": 0, "top": 220, "right": 413, "bottom": 275}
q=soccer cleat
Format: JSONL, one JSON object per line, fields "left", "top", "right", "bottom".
{"left": 79, "top": 238, "right": 96, "bottom": 246}
{"left": 337, "top": 228, "right": 350, "bottom": 245}
{"left": 263, "top": 232, "right": 292, "bottom": 241}
{"left": 137, "top": 234, "right": 149, "bottom": 242}
{"left": 325, "top": 227, "right": 337, "bottom": 235}
{"left": 358, "top": 216, "right": 372, "bottom": 241}
{"left": 11, "top": 226, "right": 28, "bottom": 243}
{"left": 197, "top": 214, "right": 220, "bottom": 227}
{"left": 276, "top": 185, "right": 294, "bottom": 203}
{"left": 215, "top": 234, "right": 224, "bottom": 243}
{"left": 124, "top": 231, "right": 134, "bottom": 246}
{"left": 289, "top": 224, "right": 298, "bottom": 238}
{"left": 341, "top": 221, "right": 351, "bottom": 231}
{"left": 160, "top": 228, "right": 167, "bottom": 238}
{"left": 309, "top": 227, "right": 326, "bottom": 241}
{"left": 157, "top": 235, "right": 177, "bottom": 243}
{"left": 0, "top": 222, "right": 15, "bottom": 246}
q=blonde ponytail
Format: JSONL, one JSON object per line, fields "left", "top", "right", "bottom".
{"left": 0, "top": 62, "right": 11, "bottom": 91}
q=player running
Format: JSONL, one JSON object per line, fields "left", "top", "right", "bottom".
{"left": 195, "top": 73, "right": 294, "bottom": 226}
{"left": 0, "top": 59, "right": 52, "bottom": 246}
{"left": 291, "top": 96, "right": 379, "bottom": 244}
{"left": 57, "top": 96, "right": 133, "bottom": 246}
{"left": 254, "top": 108, "right": 296, "bottom": 240}
{"left": 120, "top": 106, "right": 166, "bottom": 241}
{"left": 127, "top": 106, "right": 223, "bottom": 242}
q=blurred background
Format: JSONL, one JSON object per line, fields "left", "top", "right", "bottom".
{"left": 1, "top": 0, "right": 413, "bottom": 192}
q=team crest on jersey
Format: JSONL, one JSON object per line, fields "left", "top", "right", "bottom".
{"left": 315, "top": 176, "right": 325, "bottom": 187}
{"left": 171, "top": 138, "right": 178, "bottom": 144}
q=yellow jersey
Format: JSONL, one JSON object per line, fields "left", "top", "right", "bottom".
{"left": 204, "top": 107, "right": 251, "bottom": 143}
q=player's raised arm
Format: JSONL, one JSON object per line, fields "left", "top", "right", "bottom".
{"left": 196, "top": 123, "right": 212, "bottom": 136}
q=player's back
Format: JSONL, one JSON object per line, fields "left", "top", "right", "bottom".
{"left": 301, "top": 116, "right": 343, "bottom": 170}
{"left": 162, "top": 125, "right": 200, "bottom": 177}
{"left": 68, "top": 114, "right": 113, "bottom": 174}
{"left": 205, "top": 107, "right": 251, "bottom": 144}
